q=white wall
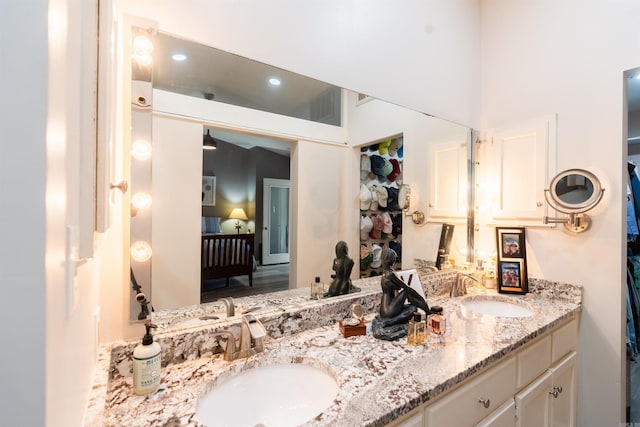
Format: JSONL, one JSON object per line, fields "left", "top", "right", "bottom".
{"left": 481, "top": 1, "right": 640, "bottom": 424}
{"left": 152, "top": 117, "right": 202, "bottom": 310}
{"left": 0, "top": 2, "right": 48, "bottom": 425}
{"left": 1, "top": 0, "right": 106, "bottom": 426}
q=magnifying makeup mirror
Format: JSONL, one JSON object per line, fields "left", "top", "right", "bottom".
{"left": 543, "top": 168, "right": 605, "bottom": 233}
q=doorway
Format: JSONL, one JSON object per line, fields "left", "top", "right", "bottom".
{"left": 262, "top": 178, "right": 290, "bottom": 265}
{"left": 626, "top": 66, "right": 640, "bottom": 422}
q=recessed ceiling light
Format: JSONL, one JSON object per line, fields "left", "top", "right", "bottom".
{"left": 172, "top": 53, "right": 187, "bottom": 61}
{"left": 269, "top": 77, "right": 281, "bottom": 86}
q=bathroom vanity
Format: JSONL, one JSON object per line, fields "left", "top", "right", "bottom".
{"left": 85, "top": 271, "right": 581, "bottom": 427}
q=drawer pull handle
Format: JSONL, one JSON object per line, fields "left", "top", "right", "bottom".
{"left": 478, "top": 398, "right": 491, "bottom": 409}
{"left": 549, "top": 387, "right": 563, "bottom": 398}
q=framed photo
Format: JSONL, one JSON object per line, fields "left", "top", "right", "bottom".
{"left": 496, "top": 227, "right": 528, "bottom": 294}
{"left": 202, "top": 176, "right": 216, "bottom": 206}
{"left": 497, "top": 260, "right": 528, "bottom": 294}
{"left": 496, "top": 227, "right": 526, "bottom": 259}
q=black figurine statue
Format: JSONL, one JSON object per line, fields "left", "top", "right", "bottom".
{"left": 325, "top": 241, "right": 359, "bottom": 297}
{"left": 372, "top": 247, "right": 431, "bottom": 340}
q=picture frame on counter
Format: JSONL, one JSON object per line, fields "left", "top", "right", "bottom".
{"left": 495, "top": 227, "right": 528, "bottom": 294}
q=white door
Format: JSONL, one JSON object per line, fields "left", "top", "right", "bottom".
{"left": 262, "top": 178, "right": 290, "bottom": 265}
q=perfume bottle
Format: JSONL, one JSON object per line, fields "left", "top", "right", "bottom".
{"left": 310, "top": 276, "right": 324, "bottom": 300}
{"left": 428, "top": 306, "right": 446, "bottom": 336}
{"left": 440, "top": 254, "right": 453, "bottom": 270}
{"left": 408, "top": 312, "right": 427, "bottom": 346}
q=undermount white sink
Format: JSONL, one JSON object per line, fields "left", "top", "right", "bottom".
{"left": 196, "top": 363, "right": 339, "bottom": 427}
{"left": 461, "top": 297, "right": 534, "bottom": 318}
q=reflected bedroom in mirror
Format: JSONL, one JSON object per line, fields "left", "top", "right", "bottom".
{"left": 127, "top": 28, "right": 473, "bottom": 324}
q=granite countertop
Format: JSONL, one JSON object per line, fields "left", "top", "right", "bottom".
{"left": 85, "top": 275, "right": 582, "bottom": 427}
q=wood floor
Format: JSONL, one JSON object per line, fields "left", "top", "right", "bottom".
{"left": 200, "top": 263, "right": 290, "bottom": 303}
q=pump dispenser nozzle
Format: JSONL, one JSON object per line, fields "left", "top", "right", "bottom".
{"left": 142, "top": 322, "right": 157, "bottom": 345}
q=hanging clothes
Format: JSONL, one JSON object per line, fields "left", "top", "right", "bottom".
{"left": 628, "top": 163, "right": 640, "bottom": 223}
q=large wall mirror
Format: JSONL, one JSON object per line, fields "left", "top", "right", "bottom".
{"left": 125, "top": 24, "right": 474, "bottom": 323}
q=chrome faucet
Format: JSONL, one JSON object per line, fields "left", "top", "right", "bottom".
{"left": 212, "top": 314, "right": 267, "bottom": 361}
{"left": 219, "top": 297, "right": 235, "bottom": 317}
{"left": 450, "top": 272, "right": 480, "bottom": 297}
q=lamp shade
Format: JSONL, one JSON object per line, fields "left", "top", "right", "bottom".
{"left": 228, "top": 208, "right": 248, "bottom": 220}
{"left": 203, "top": 129, "right": 217, "bottom": 150}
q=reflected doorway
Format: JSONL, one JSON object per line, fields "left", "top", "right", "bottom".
{"left": 263, "top": 178, "right": 290, "bottom": 265}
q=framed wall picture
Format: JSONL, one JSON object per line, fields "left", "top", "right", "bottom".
{"left": 202, "top": 176, "right": 216, "bottom": 206}
{"left": 496, "top": 227, "right": 528, "bottom": 294}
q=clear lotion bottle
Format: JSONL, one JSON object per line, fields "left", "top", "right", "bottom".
{"left": 133, "top": 322, "right": 161, "bottom": 395}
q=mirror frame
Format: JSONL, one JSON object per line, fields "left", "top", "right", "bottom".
{"left": 546, "top": 168, "right": 604, "bottom": 214}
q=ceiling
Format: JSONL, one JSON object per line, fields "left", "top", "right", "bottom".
{"left": 154, "top": 32, "right": 345, "bottom": 156}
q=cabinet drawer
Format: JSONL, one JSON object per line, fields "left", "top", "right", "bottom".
{"left": 551, "top": 318, "right": 578, "bottom": 363}
{"left": 425, "top": 356, "right": 517, "bottom": 427}
{"left": 517, "top": 335, "right": 551, "bottom": 389}
{"left": 475, "top": 398, "right": 516, "bottom": 427}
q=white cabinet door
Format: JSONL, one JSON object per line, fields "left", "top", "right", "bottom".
{"left": 549, "top": 352, "right": 577, "bottom": 427}
{"left": 428, "top": 140, "right": 468, "bottom": 221}
{"left": 514, "top": 370, "right": 552, "bottom": 427}
{"left": 488, "top": 115, "right": 556, "bottom": 224}
{"left": 475, "top": 399, "right": 516, "bottom": 427}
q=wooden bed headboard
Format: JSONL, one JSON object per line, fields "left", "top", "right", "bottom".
{"left": 201, "top": 234, "right": 255, "bottom": 287}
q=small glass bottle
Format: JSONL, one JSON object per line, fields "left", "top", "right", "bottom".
{"left": 310, "top": 276, "right": 324, "bottom": 300}
{"left": 428, "top": 306, "right": 446, "bottom": 336}
{"left": 440, "top": 254, "right": 453, "bottom": 270}
{"left": 408, "top": 312, "right": 427, "bottom": 346}
{"left": 475, "top": 259, "right": 486, "bottom": 288}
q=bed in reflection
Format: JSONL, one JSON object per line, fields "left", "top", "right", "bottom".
{"left": 201, "top": 233, "right": 256, "bottom": 288}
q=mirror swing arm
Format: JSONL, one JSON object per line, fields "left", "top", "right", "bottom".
{"left": 399, "top": 184, "right": 425, "bottom": 225}
{"left": 542, "top": 168, "right": 605, "bottom": 233}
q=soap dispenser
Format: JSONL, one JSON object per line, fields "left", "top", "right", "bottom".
{"left": 133, "top": 322, "right": 161, "bottom": 395}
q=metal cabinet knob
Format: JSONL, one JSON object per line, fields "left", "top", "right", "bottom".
{"left": 549, "top": 386, "right": 563, "bottom": 398}
{"left": 478, "top": 398, "right": 491, "bottom": 409}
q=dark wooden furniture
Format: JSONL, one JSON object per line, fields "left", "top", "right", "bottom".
{"left": 201, "top": 233, "right": 255, "bottom": 288}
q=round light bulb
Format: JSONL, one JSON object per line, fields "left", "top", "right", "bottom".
{"left": 268, "top": 77, "right": 281, "bottom": 86}
{"left": 130, "top": 241, "right": 152, "bottom": 262}
{"left": 131, "top": 192, "right": 152, "bottom": 210}
{"left": 131, "top": 139, "right": 152, "bottom": 160}
{"left": 172, "top": 53, "right": 187, "bottom": 61}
